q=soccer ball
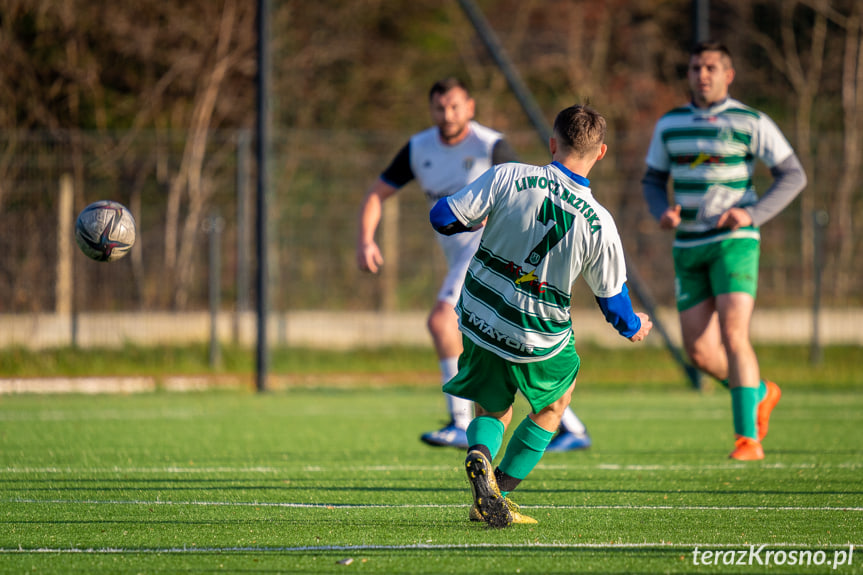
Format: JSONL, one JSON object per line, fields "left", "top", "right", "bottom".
{"left": 74, "top": 200, "right": 137, "bottom": 262}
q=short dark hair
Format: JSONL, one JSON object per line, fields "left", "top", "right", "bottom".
{"left": 552, "top": 105, "right": 606, "bottom": 157}
{"left": 429, "top": 77, "right": 470, "bottom": 101}
{"left": 691, "top": 41, "right": 733, "bottom": 67}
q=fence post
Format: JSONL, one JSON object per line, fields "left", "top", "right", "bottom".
{"left": 810, "top": 210, "right": 829, "bottom": 365}
{"left": 206, "top": 212, "right": 225, "bottom": 368}
{"left": 255, "top": 0, "right": 271, "bottom": 391}
{"left": 56, "top": 174, "right": 74, "bottom": 347}
{"left": 380, "top": 196, "right": 399, "bottom": 312}
{"left": 235, "top": 129, "right": 251, "bottom": 345}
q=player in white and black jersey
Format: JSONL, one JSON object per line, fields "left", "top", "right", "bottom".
{"left": 357, "top": 78, "right": 593, "bottom": 451}
{"left": 642, "top": 42, "right": 807, "bottom": 461}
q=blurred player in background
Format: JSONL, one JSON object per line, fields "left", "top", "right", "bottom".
{"left": 431, "top": 104, "right": 652, "bottom": 527}
{"left": 641, "top": 41, "right": 807, "bottom": 460}
{"left": 357, "top": 77, "right": 592, "bottom": 451}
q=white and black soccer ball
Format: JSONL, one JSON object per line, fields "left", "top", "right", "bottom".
{"left": 74, "top": 200, "right": 137, "bottom": 262}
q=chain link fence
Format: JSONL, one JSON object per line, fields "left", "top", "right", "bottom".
{"left": 0, "top": 129, "right": 859, "bottom": 350}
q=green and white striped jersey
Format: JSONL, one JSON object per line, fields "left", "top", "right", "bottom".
{"left": 446, "top": 161, "right": 627, "bottom": 363}
{"left": 645, "top": 98, "right": 794, "bottom": 247}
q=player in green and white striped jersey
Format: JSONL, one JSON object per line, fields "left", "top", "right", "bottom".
{"left": 432, "top": 105, "right": 653, "bottom": 527}
{"left": 642, "top": 41, "right": 807, "bottom": 461}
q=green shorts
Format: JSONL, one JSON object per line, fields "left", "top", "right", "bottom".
{"left": 673, "top": 237, "right": 760, "bottom": 311}
{"left": 442, "top": 334, "right": 580, "bottom": 414}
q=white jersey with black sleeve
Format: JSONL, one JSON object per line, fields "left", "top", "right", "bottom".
{"left": 380, "top": 121, "right": 515, "bottom": 304}
{"left": 445, "top": 161, "right": 628, "bottom": 363}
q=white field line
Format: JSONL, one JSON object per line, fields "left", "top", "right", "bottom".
{"left": 1, "top": 463, "right": 860, "bottom": 473}
{"left": 2, "top": 461, "right": 862, "bottom": 473}
{"left": 0, "top": 542, "right": 859, "bottom": 554}
{"left": 4, "top": 408, "right": 862, "bottom": 422}
{"left": 0, "top": 408, "right": 207, "bottom": 421}
{"left": 6, "top": 498, "right": 863, "bottom": 512}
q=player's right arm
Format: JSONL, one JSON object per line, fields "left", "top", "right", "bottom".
{"left": 641, "top": 166, "right": 681, "bottom": 229}
{"left": 642, "top": 119, "right": 683, "bottom": 230}
{"left": 429, "top": 197, "right": 470, "bottom": 236}
{"left": 357, "top": 143, "right": 414, "bottom": 273}
{"left": 356, "top": 178, "right": 399, "bottom": 273}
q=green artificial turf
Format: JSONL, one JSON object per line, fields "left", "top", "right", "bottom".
{"left": 0, "top": 385, "right": 861, "bottom": 573}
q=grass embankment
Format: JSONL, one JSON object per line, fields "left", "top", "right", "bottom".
{"left": 0, "top": 343, "right": 858, "bottom": 390}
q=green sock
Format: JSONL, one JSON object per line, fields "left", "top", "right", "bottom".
{"left": 730, "top": 386, "right": 759, "bottom": 440}
{"left": 498, "top": 417, "right": 555, "bottom": 484}
{"left": 466, "top": 416, "right": 505, "bottom": 460}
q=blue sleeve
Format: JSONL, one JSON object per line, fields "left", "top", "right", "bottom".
{"left": 430, "top": 198, "right": 470, "bottom": 236}
{"left": 595, "top": 283, "right": 642, "bottom": 338}
{"left": 641, "top": 167, "right": 671, "bottom": 221}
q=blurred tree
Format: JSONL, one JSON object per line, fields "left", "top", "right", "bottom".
{"left": 727, "top": 0, "right": 862, "bottom": 300}
{"left": 0, "top": 0, "right": 257, "bottom": 307}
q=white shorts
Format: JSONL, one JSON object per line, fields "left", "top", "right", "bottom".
{"left": 436, "top": 229, "right": 483, "bottom": 305}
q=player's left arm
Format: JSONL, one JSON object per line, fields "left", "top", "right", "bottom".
{"left": 745, "top": 153, "right": 807, "bottom": 227}
{"left": 595, "top": 284, "right": 644, "bottom": 339}
{"left": 717, "top": 154, "right": 807, "bottom": 230}
{"left": 584, "top": 224, "right": 652, "bottom": 341}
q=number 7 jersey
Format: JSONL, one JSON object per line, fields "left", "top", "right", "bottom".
{"left": 445, "top": 160, "right": 628, "bottom": 363}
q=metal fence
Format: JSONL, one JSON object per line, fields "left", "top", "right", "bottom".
{"left": 0, "top": 129, "right": 859, "bottom": 350}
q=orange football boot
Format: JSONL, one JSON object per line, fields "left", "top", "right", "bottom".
{"left": 757, "top": 381, "right": 782, "bottom": 441}
{"left": 728, "top": 436, "right": 764, "bottom": 461}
